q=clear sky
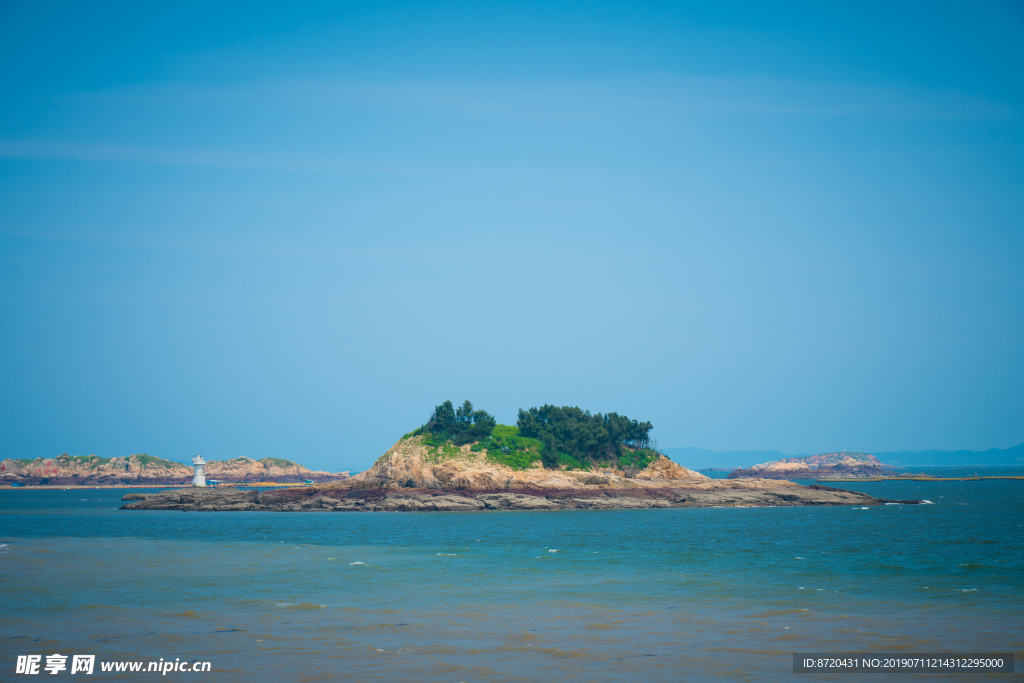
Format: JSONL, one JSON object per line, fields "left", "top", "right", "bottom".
{"left": 1, "top": 1, "right": 1022, "bottom": 472}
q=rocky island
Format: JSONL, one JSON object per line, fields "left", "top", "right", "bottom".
{"left": 122, "top": 401, "right": 913, "bottom": 511}
{"left": 727, "top": 451, "right": 893, "bottom": 480}
{"left": 0, "top": 453, "right": 349, "bottom": 485}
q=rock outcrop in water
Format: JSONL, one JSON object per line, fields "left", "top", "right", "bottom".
{"left": 0, "top": 453, "right": 349, "bottom": 485}
{"left": 121, "top": 436, "right": 910, "bottom": 511}
{"left": 120, "top": 482, "right": 899, "bottom": 511}
{"left": 728, "top": 451, "right": 892, "bottom": 480}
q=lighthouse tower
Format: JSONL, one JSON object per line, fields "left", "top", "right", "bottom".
{"left": 192, "top": 454, "right": 206, "bottom": 487}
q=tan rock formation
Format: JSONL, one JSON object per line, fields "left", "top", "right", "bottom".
{"left": 202, "top": 457, "right": 347, "bottom": 483}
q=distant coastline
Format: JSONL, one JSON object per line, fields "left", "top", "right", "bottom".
{"left": 665, "top": 443, "right": 1024, "bottom": 470}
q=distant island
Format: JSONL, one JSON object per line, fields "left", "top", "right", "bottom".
{"left": 121, "top": 401, "right": 914, "bottom": 511}
{"left": 0, "top": 453, "right": 349, "bottom": 485}
{"left": 728, "top": 451, "right": 892, "bottom": 479}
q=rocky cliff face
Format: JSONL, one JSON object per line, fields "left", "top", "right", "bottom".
{"left": 0, "top": 453, "right": 348, "bottom": 485}
{"left": 353, "top": 435, "right": 708, "bottom": 491}
{"left": 728, "top": 451, "right": 892, "bottom": 479}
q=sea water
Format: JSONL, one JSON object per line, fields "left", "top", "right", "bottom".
{"left": 1, "top": 480, "right": 1021, "bottom": 681}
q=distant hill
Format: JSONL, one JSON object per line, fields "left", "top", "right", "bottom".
{"left": 873, "top": 444, "right": 1024, "bottom": 467}
{"left": 665, "top": 443, "right": 1024, "bottom": 469}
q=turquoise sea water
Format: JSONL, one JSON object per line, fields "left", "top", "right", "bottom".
{"left": 1, "top": 481, "right": 1022, "bottom": 681}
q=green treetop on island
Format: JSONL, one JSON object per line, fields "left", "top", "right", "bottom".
{"left": 423, "top": 400, "right": 497, "bottom": 445}
{"left": 408, "top": 400, "right": 661, "bottom": 472}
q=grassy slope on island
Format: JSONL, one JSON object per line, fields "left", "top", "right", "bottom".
{"left": 259, "top": 457, "right": 299, "bottom": 468}
{"left": 133, "top": 454, "right": 183, "bottom": 468}
{"left": 404, "top": 400, "right": 663, "bottom": 473}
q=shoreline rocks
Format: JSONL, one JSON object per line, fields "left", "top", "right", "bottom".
{"left": 120, "top": 482, "right": 911, "bottom": 512}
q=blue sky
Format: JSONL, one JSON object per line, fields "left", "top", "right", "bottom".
{"left": 1, "top": 1, "right": 1022, "bottom": 471}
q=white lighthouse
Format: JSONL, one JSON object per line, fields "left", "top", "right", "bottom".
{"left": 192, "top": 454, "right": 206, "bottom": 487}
